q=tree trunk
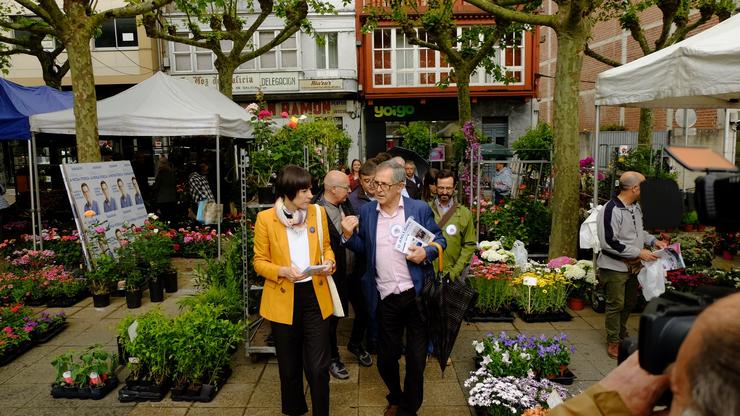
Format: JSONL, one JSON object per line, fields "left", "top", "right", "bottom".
{"left": 548, "top": 30, "right": 589, "bottom": 259}
{"left": 65, "top": 30, "right": 101, "bottom": 162}
{"left": 637, "top": 108, "right": 654, "bottom": 146}
{"left": 455, "top": 70, "right": 473, "bottom": 125}
{"left": 215, "top": 58, "right": 237, "bottom": 99}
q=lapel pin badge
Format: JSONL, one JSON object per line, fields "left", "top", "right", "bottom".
{"left": 310, "top": 226, "right": 316, "bottom": 233}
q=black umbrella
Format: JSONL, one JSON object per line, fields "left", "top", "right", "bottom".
{"left": 421, "top": 242, "right": 477, "bottom": 373}
{"left": 387, "top": 147, "right": 429, "bottom": 177}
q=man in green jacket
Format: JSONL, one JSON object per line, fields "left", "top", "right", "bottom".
{"left": 429, "top": 169, "right": 477, "bottom": 279}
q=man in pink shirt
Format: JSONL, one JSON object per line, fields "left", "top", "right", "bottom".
{"left": 342, "top": 161, "right": 445, "bottom": 416}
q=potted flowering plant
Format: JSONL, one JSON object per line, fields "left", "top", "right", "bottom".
{"left": 547, "top": 257, "right": 596, "bottom": 310}
{"left": 472, "top": 331, "right": 576, "bottom": 381}
{"left": 116, "top": 245, "right": 145, "bottom": 309}
{"left": 43, "top": 265, "right": 88, "bottom": 307}
{"left": 467, "top": 241, "right": 517, "bottom": 320}
{"left": 512, "top": 262, "right": 571, "bottom": 321}
{"left": 87, "top": 253, "right": 118, "bottom": 307}
{"left": 465, "top": 370, "right": 568, "bottom": 416}
{"left": 51, "top": 344, "right": 118, "bottom": 399}
{"left": 130, "top": 224, "right": 173, "bottom": 303}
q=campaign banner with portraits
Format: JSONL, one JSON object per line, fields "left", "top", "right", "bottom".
{"left": 60, "top": 161, "right": 148, "bottom": 264}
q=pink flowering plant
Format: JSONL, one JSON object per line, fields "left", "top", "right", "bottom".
{"left": 8, "top": 249, "right": 56, "bottom": 270}
{"left": 40, "top": 265, "right": 86, "bottom": 299}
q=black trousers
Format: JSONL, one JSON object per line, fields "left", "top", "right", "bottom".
{"left": 329, "top": 273, "right": 370, "bottom": 358}
{"left": 377, "top": 288, "right": 428, "bottom": 416}
{"left": 271, "top": 282, "right": 331, "bottom": 416}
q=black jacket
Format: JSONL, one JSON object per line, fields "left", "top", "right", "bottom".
{"left": 312, "top": 191, "right": 356, "bottom": 280}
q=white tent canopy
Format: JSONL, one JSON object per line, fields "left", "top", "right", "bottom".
{"left": 30, "top": 71, "right": 253, "bottom": 137}
{"left": 595, "top": 13, "right": 740, "bottom": 109}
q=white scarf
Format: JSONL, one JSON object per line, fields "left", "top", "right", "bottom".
{"left": 274, "top": 197, "right": 307, "bottom": 229}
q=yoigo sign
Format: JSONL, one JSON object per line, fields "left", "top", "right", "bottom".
{"left": 373, "top": 104, "right": 416, "bottom": 118}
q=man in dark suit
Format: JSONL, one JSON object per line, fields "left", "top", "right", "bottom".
{"left": 404, "top": 160, "right": 423, "bottom": 200}
{"left": 314, "top": 171, "right": 372, "bottom": 380}
{"left": 341, "top": 161, "right": 445, "bottom": 416}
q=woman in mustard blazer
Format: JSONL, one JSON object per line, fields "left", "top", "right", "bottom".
{"left": 253, "top": 165, "right": 336, "bottom": 416}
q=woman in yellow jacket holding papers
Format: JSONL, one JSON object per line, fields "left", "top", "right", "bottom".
{"left": 253, "top": 164, "right": 335, "bottom": 416}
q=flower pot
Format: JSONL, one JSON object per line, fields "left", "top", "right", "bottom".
{"left": 163, "top": 270, "right": 178, "bottom": 293}
{"left": 567, "top": 297, "right": 585, "bottom": 311}
{"left": 126, "top": 289, "right": 142, "bottom": 309}
{"left": 149, "top": 279, "right": 164, "bottom": 303}
{"left": 257, "top": 186, "right": 274, "bottom": 204}
{"left": 92, "top": 293, "right": 111, "bottom": 308}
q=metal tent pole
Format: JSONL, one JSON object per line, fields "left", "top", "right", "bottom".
{"left": 28, "top": 139, "right": 37, "bottom": 250}
{"left": 593, "top": 106, "right": 600, "bottom": 209}
{"left": 216, "top": 135, "right": 221, "bottom": 259}
{"left": 31, "top": 133, "right": 43, "bottom": 250}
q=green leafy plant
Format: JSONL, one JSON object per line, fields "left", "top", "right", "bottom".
{"left": 171, "top": 303, "right": 245, "bottom": 387}
{"left": 115, "top": 244, "right": 145, "bottom": 291}
{"left": 681, "top": 210, "right": 698, "bottom": 225}
{"left": 512, "top": 123, "right": 553, "bottom": 161}
{"left": 398, "top": 121, "right": 442, "bottom": 161}
{"left": 613, "top": 146, "right": 676, "bottom": 180}
{"left": 479, "top": 196, "right": 551, "bottom": 249}
{"left": 87, "top": 253, "right": 118, "bottom": 295}
{"left": 51, "top": 345, "right": 116, "bottom": 387}
{"left": 117, "top": 309, "right": 174, "bottom": 384}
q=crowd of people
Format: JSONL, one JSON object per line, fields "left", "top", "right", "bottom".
{"left": 251, "top": 158, "right": 739, "bottom": 416}
{"left": 253, "top": 152, "right": 480, "bottom": 416}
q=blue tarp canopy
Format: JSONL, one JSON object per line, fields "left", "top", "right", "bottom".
{"left": 0, "top": 78, "right": 73, "bottom": 141}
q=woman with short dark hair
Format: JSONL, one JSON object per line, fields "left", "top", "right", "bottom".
{"left": 253, "top": 164, "right": 336, "bottom": 416}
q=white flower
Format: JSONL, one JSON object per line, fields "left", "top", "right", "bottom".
{"left": 246, "top": 103, "right": 259, "bottom": 114}
{"left": 501, "top": 351, "right": 510, "bottom": 364}
{"left": 147, "top": 213, "right": 159, "bottom": 220}
{"left": 473, "top": 340, "right": 485, "bottom": 354}
{"left": 153, "top": 229, "right": 159, "bottom": 234}
{"left": 481, "top": 355, "right": 492, "bottom": 366}
{"left": 299, "top": 114, "right": 308, "bottom": 120}
{"left": 564, "top": 264, "right": 586, "bottom": 280}
{"left": 493, "top": 341, "right": 500, "bottom": 352}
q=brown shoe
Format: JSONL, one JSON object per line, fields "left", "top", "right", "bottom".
{"left": 384, "top": 404, "right": 399, "bottom": 416}
{"left": 607, "top": 342, "right": 619, "bottom": 359}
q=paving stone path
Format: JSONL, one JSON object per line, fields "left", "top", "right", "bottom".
{"left": 0, "top": 258, "right": 623, "bottom": 416}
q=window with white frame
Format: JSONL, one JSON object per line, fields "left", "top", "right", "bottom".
{"left": 94, "top": 17, "right": 138, "bottom": 49}
{"left": 258, "top": 31, "right": 298, "bottom": 69}
{"left": 171, "top": 39, "right": 213, "bottom": 73}
{"left": 316, "top": 32, "right": 338, "bottom": 69}
{"left": 170, "top": 31, "right": 297, "bottom": 73}
{"left": 371, "top": 28, "right": 525, "bottom": 88}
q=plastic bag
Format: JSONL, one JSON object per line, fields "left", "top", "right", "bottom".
{"left": 637, "top": 260, "right": 666, "bottom": 301}
{"left": 579, "top": 204, "right": 603, "bottom": 252}
{"left": 511, "top": 240, "right": 528, "bottom": 270}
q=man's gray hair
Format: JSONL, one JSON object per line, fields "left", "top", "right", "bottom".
{"left": 377, "top": 161, "right": 406, "bottom": 184}
{"left": 687, "top": 323, "right": 740, "bottom": 416}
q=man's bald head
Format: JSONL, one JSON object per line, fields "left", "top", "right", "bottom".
{"left": 323, "top": 170, "right": 350, "bottom": 205}
{"left": 391, "top": 156, "right": 405, "bottom": 167}
{"left": 671, "top": 292, "right": 740, "bottom": 416}
{"left": 619, "top": 171, "right": 645, "bottom": 189}
{"left": 324, "top": 170, "right": 348, "bottom": 188}
{"left": 617, "top": 171, "right": 646, "bottom": 203}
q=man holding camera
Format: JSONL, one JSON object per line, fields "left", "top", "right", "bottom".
{"left": 597, "top": 171, "right": 667, "bottom": 358}
{"left": 552, "top": 292, "right": 740, "bottom": 415}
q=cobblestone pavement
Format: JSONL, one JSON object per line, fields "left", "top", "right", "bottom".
{"left": 0, "top": 258, "right": 623, "bottom": 416}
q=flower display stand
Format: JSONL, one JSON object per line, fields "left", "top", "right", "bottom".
{"left": 32, "top": 322, "right": 68, "bottom": 343}
{"left": 545, "top": 367, "right": 576, "bottom": 385}
{"left": 0, "top": 341, "right": 33, "bottom": 366}
{"left": 170, "top": 366, "right": 233, "bottom": 403}
{"left": 465, "top": 308, "right": 515, "bottom": 322}
{"left": 47, "top": 291, "right": 89, "bottom": 307}
{"left": 516, "top": 310, "right": 572, "bottom": 323}
{"left": 117, "top": 376, "right": 171, "bottom": 402}
{"left": 51, "top": 376, "right": 119, "bottom": 400}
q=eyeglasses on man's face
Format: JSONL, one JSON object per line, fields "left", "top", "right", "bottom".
{"left": 372, "top": 180, "right": 401, "bottom": 192}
